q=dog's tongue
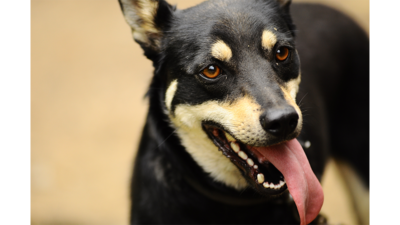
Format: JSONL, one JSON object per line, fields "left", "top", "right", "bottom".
{"left": 254, "top": 139, "right": 323, "bottom": 225}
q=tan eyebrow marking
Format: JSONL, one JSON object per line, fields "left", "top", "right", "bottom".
{"left": 261, "top": 30, "right": 277, "bottom": 51}
{"left": 211, "top": 40, "right": 233, "bottom": 62}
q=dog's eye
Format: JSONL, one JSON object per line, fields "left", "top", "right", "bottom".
{"left": 275, "top": 47, "right": 290, "bottom": 62}
{"left": 202, "top": 65, "right": 221, "bottom": 79}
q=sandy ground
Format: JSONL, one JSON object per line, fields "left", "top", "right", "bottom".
{"left": 31, "top": 0, "right": 369, "bottom": 224}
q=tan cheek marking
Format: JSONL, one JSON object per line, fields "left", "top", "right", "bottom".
{"left": 170, "top": 101, "right": 249, "bottom": 190}
{"left": 169, "top": 96, "right": 263, "bottom": 190}
{"left": 286, "top": 74, "right": 301, "bottom": 100}
{"left": 165, "top": 80, "right": 178, "bottom": 112}
{"left": 173, "top": 96, "right": 261, "bottom": 129}
{"left": 280, "top": 82, "right": 303, "bottom": 131}
{"left": 262, "top": 30, "right": 277, "bottom": 51}
{"left": 223, "top": 96, "right": 262, "bottom": 128}
{"left": 211, "top": 40, "right": 233, "bottom": 62}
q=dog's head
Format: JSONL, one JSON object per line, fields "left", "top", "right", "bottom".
{"left": 120, "top": 0, "right": 323, "bottom": 223}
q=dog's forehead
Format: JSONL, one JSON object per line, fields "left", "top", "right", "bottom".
{"left": 169, "top": 0, "right": 292, "bottom": 48}
{"left": 162, "top": 0, "right": 299, "bottom": 107}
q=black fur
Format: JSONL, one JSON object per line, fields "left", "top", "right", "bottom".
{"left": 119, "top": 0, "right": 369, "bottom": 224}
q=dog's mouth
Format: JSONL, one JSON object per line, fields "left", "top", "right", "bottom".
{"left": 202, "top": 122, "right": 324, "bottom": 225}
{"left": 203, "top": 123, "right": 287, "bottom": 195}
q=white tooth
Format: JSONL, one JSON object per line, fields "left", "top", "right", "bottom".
{"left": 247, "top": 158, "right": 254, "bottom": 166}
{"left": 275, "top": 184, "right": 279, "bottom": 189}
{"left": 280, "top": 180, "right": 285, "bottom": 186}
{"left": 257, "top": 173, "right": 265, "bottom": 184}
{"left": 238, "top": 151, "right": 248, "bottom": 160}
{"left": 230, "top": 142, "right": 240, "bottom": 153}
{"left": 304, "top": 141, "right": 311, "bottom": 149}
{"left": 225, "top": 132, "right": 236, "bottom": 142}
{"left": 253, "top": 165, "right": 258, "bottom": 169}
{"left": 263, "top": 182, "right": 270, "bottom": 188}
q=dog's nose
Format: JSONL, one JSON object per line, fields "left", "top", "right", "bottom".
{"left": 260, "top": 107, "right": 299, "bottom": 137}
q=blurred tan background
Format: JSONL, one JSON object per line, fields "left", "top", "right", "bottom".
{"left": 31, "top": 0, "right": 369, "bottom": 224}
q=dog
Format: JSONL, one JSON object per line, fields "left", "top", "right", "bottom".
{"left": 118, "top": 0, "right": 369, "bottom": 224}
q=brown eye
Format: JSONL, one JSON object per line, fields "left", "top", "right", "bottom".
{"left": 202, "top": 65, "right": 221, "bottom": 78}
{"left": 275, "top": 47, "right": 289, "bottom": 62}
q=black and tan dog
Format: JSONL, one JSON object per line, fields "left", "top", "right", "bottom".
{"left": 118, "top": 0, "right": 369, "bottom": 224}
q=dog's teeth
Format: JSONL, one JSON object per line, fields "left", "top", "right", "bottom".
{"left": 262, "top": 182, "right": 284, "bottom": 189}
{"left": 225, "top": 132, "right": 236, "bottom": 142}
{"left": 278, "top": 181, "right": 285, "bottom": 188}
{"left": 253, "top": 165, "right": 258, "bottom": 169}
{"left": 230, "top": 142, "right": 240, "bottom": 153}
{"left": 238, "top": 151, "right": 248, "bottom": 160}
{"left": 304, "top": 141, "right": 311, "bottom": 149}
{"left": 257, "top": 173, "right": 265, "bottom": 184}
{"left": 247, "top": 158, "right": 254, "bottom": 166}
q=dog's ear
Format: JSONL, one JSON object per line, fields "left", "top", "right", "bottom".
{"left": 119, "top": 0, "right": 175, "bottom": 60}
{"left": 276, "top": 0, "right": 291, "bottom": 12}
{"left": 274, "top": 0, "right": 295, "bottom": 36}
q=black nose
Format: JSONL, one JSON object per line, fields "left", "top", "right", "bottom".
{"left": 260, "top": 107, "right": 299, "bottom": 138}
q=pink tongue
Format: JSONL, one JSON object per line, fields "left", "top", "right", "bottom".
{"left": 254, "top": 139, "right": 324, "bottom": 225}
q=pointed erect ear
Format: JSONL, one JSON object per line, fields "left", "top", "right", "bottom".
{"left": 276, "top": 0, "right": 291, "bottom": 12}
{"left": 277, "top": 0, "right": 291, "bottom": 7}
{"left": 119, "top": 0, "right": 175, "bottom": 59}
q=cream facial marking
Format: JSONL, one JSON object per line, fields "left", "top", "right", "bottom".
{"left": 168, "top": 95, "right": 269, "bottom": 189}
{"left": 211, "top": 40, "right": 233, "bottom": 62}
{"left": 262, "top": 30, "right": 277, "bottom": 51}
{"left": 279, "top": 78, "right": 303, "bottom": 134}
{"left": 286, "top": 74, "right": 301, "bottom": 100}
{"left": 172, "top": 95, "right": 268, "bottom": 146}
{"left": 165, "top": 80, "right": 178, "bottom": 111}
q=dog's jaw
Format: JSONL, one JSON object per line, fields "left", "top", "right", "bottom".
{"left": 165, "top": 81, "right": 324, "bottom": 224}
{"left": 203, "top": 124, "right": 288, "bottom": 194}
{"left": 171, "top": 119, "right": 249, "bottom": 190}
{"left": 164, "top": 79, "right": 303, "bottom": 190}
{"left": 166, "top": 91, "right": 249, "bottom": 189}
